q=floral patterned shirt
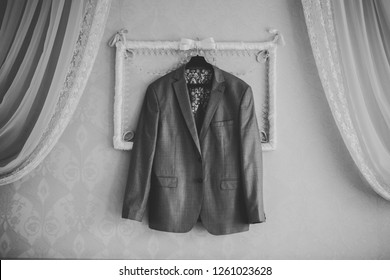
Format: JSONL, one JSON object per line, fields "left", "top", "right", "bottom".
{"left": 184, "top": 68, "right": 213, "bottom": 132}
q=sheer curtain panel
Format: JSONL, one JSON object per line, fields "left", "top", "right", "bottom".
{"left": 302, "top": 0, "right": 390, "bottom": 200}
{"left": 0, "top": 0, "right": 111, "bottom": 185}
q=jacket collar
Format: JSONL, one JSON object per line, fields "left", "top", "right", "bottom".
{"left": 172, "top": 64, "right": 225, "bottom": 155}
{"left": 172, "top": 64, "right": 225, "bottom": 85}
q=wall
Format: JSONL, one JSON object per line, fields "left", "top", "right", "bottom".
{"left": 1, "top": 0, "right": 390, "bottom": 259}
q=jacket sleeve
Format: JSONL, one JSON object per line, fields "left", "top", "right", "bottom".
{"left": 239, "top": 86, "right": 266, "bottom": 224}
{"left": 122, "top": 85, "right": 160, "bottom": 221}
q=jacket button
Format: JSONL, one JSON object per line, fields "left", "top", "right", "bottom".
{"left": 196, "top": 178, "right": 203, "bottom": 183}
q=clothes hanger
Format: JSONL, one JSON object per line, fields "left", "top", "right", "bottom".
{"left": 185, "top": 55, "right": 211, "bottom": 69}
{"left": 185, "top": 40, "right": 213, "bottom": 70}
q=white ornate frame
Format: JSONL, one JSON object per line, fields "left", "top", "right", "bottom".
{"left": 110, "top": 30, "right": 283, "bottom": 151}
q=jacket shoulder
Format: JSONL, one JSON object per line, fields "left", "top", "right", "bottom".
{"left": 220, "top": 69, "right": 251, "bottom": 94}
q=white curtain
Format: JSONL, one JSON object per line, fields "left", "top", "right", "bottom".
{"left": 302, "top": 0, "right": 390, "bottom": 200}
{"left": 0, "top": 0, "right": 111, "bottom": 185}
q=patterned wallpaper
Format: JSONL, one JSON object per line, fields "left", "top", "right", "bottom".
{"left": 1, "top": 0, "right": 390, "bottom": 259}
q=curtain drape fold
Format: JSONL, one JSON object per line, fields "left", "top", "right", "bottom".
{"left": 302, "top": 0, "right": 390, "bottom": 200}
{"left": 0, "top": 0, "right": 112, "bottom": 185}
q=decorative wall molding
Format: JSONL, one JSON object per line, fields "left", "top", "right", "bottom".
{"left": 109, "top": 29, "right": 284, "bottom": 151}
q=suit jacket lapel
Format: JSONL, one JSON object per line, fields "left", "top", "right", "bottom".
{"left": 172, "top": 66, "right": 201, "bottom": 154}
{"left": 199, "top": 66, "right": 225, "bottom": 142}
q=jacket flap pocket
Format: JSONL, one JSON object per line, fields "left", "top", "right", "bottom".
{"left": 220, "top": 180, "right": 238, "bottom": 190}
{"left": 157, "top": 176, "right": 178, "bottom": 188}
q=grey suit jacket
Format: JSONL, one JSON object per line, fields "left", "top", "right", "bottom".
{"left": 122, "top": 65, "right": 266, "bottom": 235}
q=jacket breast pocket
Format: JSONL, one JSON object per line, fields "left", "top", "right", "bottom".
{"left": 210, "top": 119, "right": 234, "bottom": 127}
{"left": 211, "top": 120, "right": 240, "bottom": 179}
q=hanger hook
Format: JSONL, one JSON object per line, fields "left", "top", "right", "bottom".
{"left": 196, "top": 37, "right": 200, "bottom": 56}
